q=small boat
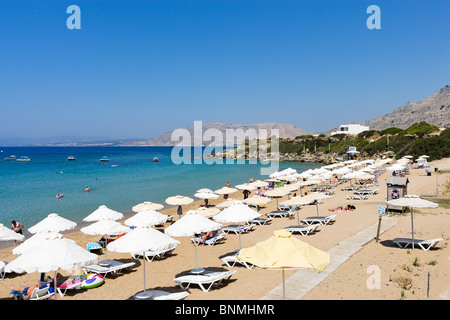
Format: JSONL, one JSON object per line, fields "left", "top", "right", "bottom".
{"left": 67, "top": 156, "right": 76, "bottom": 161}
{"left": 4, "top": 155, "right": 17, "bottom": 161}
{"left": 153, "top": 157, "right": 159, "bottom": 162}
{"left": 17, "top": 156, "right": 31, "bottom": 162}
{"left": 100, "top": 156, "right": 110, "bottom": 162}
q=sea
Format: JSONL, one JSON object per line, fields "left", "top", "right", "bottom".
{"left": 0, "top": 146, "right": 321, "bottom": 230}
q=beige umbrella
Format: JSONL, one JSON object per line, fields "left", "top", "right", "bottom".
{"left": 249, "top": 180, "right": 269, "bottom": 188}
{"left": 186, "top": 207, "right": 221, "bottom": 219}
{"left": 235, "top": 183, "right": 257, "bottom": 191}
{"left": 132, "top": 201, "right": 165, "bottom": 212}
{"left": 215, "top": 198, "right": 243, "bottom": 208}
{"left": 279, "top": 196, "right": 315, "bottom": 225}
{"left": 214, "top": 186, "right": 238, "bottom": 195}
{"left": 302, "top": 193, "right": 332, "bottom": 217}
{"left": 243, "top": 195, "right": 272, "bottom": 207}
{"left": 265, "top": 187, "right": 291, "bottom": 208}
{"left": 165, "top": 195, "right": 194, "bottom": 219}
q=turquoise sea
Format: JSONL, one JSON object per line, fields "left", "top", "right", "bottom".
{"left": 0, "top": 146, "right": 320, "bottom": 230}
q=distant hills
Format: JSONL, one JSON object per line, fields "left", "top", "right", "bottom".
{"left": 361, "top": 85, "right": 450, "bottom": 130}
{"left": 118, "top": 122, "right": 314, "bottom": 146}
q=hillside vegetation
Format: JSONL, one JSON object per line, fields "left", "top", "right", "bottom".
{"left": 280, "top": 122, "right": 449, "bottom": 161}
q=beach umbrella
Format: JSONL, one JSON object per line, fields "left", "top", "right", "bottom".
{"left": 237, "top": 229, "right": 330, "bottom": 299}
{"left": 28, "top": 213, "right": 77, "bottom": 234}
{"left": 235, "top": 183, "right": 257, "bottom": 191}
{"left": 243, "top": 195, "right": 272, "bottom": 208}
{"left": 386, "top": 195, "right": 439, "bottom": 249}
{"left": 125, "top": 209, "right": 168, "bottom": 228}
{"left": 213, "top": 204, "right": 261, "bottom": 250}
{"left": 83, "top": 205, "right": 124, "bottom": 222}
{"left": 279, "top": 196, "right": 315, "bottom": 226}
{"left": 12, "top": 232, "right": 63, "bottom": 255}
{"left": 194, "top": 191, "right": 220, "bottom": 206}
{"left": 165, "top": 213, "right": 222, "bottom": 274}
{"left": 0, "top": 223, "right": 25, "bottom": 242}
{"left": 5, "top": 232, "right": 98, "bottom": 300}
{"left": 214, "top": 186, "right": 238, "bottom": 195}
{"left": 188, "top": 207, "right": 221, "bottom": 219}
{"left": 265, "top": 187, "right": 291, "bottom": 208}
{"left": 302, "top": 193, "right": 332, "bottom": 217}
{"left": 107, "top": 226, "right": 180, "bottom": 299}
{"left": 249, "top": 180, "right": 269, "bottom": 188}
{"left": 215, "top": 198, "right": 243, "bottom": 208}
{"left": 132, "top": 201, "right": 164, "bottom": 212}
{"left": 165, "top": 195, "right": 194, "bottom": 219}
{"left": 80, "top": 219, "right": 130, "bottom": 264}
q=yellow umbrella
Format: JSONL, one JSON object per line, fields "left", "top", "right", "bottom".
{"left": 237, "top": 229, "right": 330, "bottom": 299}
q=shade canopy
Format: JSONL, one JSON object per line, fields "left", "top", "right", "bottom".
{"left": 249, "top": 180, "right": 269, "bottom": 188}
{"left": 0, "top": 223, "right": 25, "bottom": 242}
{"left": 194, "top": 192, "right": 220, "bottom": 200}
{"left": 214, "top": 186, "right": 238, "bottom": 195}
{"left": 188, "top": 207, "right": 221, "bottom": 219}
{"left": 243, "top": 196, "right": 272, "bottom": 206}
{"left": 132, "top": 201, "right": 164, "bottom": 212}
{"left": 12, "top": 232, "right": 63, "bottom": 255}
{"left": 165, "top": 213, "right": 222, "bottom": 238}
{"left": 5, "top": 233, "right": 98, "bottom": 274}
{"left": 237, "top": 229, "right": 330, "bottom": 272}
{"left": 125, "top": 209, "right": 168, "bottom": 228}
{"left": 80, "top": 219, "right": 130, "bottom": 236}
{"left": 165, "top": 195, "right": 194, "bottom": 206}
{"left": 215, "top": 198, "right": 243, "bottom": 208}
{"left": 386, "top": 196, "right": 438, "bottom": 209}
{"left": 83, "top": 205, "right": 124, "bottom": 222}
{"left": 213, "top": 204, "right": 261, "bottom": 224}
{"left": 28, "top": 213, "right": 77, "bottom": 234}
{"left": 235, "top": 183, "right": 257, "bottom": 191}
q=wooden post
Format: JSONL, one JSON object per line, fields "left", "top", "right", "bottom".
{"left": 376, "top": 215, "right": 382, "bottom": 243}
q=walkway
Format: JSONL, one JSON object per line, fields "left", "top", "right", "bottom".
{"left": 260, "top": 216, "right": 399, "bottom": 300}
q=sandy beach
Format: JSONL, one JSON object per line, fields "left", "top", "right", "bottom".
{"left": 1, "top": 158, "right": 449, "bottom": 301}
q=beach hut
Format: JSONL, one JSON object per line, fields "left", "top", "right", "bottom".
{"left": 385, "top": 177, "right": 409, "bottom": 212}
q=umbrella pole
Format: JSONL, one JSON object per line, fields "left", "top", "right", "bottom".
{"left": 282, "top": 269, "right": 286, "bottom": 300}
{"left": 143, "top": 250, "right": 146, "bottom": 294}
{"left": 316, "top": 203, "right": 319, "bottom": 217}
{"left": 54, "top": 271, "right": 57, "bottom": 300}
{"left": 238, "top": 223, "right": 242, "bottom": 250}
{"left": 296, "top": 207, "right": 300, "bottom": 226}
{"left": 411, "top": 208, "right": 415, "bottom": 250}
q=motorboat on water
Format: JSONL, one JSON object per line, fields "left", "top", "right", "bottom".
{"left": 17, "top": 156, "right": 31, "bottom": 162}
{"left": 67, "top": 156, "right": 76, "bottom": 161}
{"left": 4, "top": 155, "right": 17, "bottom": 161}
{"left": 100, "top": 156, "right": 110, "bottom": 162}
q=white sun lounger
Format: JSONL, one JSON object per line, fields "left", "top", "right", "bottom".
{"left": 29, "top": 285, "right": 54, "bottom": 300}
{"left": 393, "top": 238, "right": 444, "bottom": 251}
{"left": 174, "top": 270, "right": 236, "bottom": 292}
{"left": 82, "top": 259, "right": 136, "bottom": 277}
{"left": 191, "top": 233, "right": 226, "bottom": 246}
{"left": 302, "top": 214, "right": 336, "bottom": 226}
{"left": 346, "top": 194, "right": 368, "bottom": 200}
{"left": 56, "top": 277, "right": 83, "bottom": 298}
{"left": 222, "top": 224, "right": 253, "bottom": 235}
{"left": 249, "top": 217, "right": 272, "bottom": 226}
{"left": 134, "top": 289, "right": 190, "bottom": 300}
{"left": 131, "top": 246, "right": 177, "bottom": 262}
{"left": 220, "top": 254, "right": 256, "bottom": 269}
{"left": 284, "top": 224, "right": 318, "bottom": 236}
{"left": 266, "top": 210, "right": 291, "bottom": 218}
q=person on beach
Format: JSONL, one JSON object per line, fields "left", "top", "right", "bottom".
{"left": 243, "top": 189, "right": 251, "bottom": 199}
{"left": 249, "top": 177, "right": 254, "bottom": 183}
{"left": 10, "top": 281, "right": 41, "bottom": 300}
{"left": 197, "top": 230, "right": 216, "bottom": 246}
{"left": 11, "top": 220, "right": 24, "bottom": 244}
{"left": 177, "top": 205, "right": 183, "bottom": 219}
{"left": 85, "top": 186, "right": 91, "bottom": 192}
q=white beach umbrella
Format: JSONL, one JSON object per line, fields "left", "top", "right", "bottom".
{"left": 215, "top": 198, "right": 243, "bottom": 208}
{"left": 235, "top": 183, "right": 257, "bottom": 191}
{"left": 194, "top": 191, "right": 220, "bottom": 206}
{"left": 28, "top": 213, "right": 77, "bottom": 234}
{"left": 302, "top": 193, "right": 332, "bottom": 217}
{"left": 12, "top": 232, "right": 63, "bottom": 255}
{"left": 165, "top": 195, "right": 194, "bottom": 219}
{"left": 243, "top": 195, "right": 272, "bottom": 207}
{"left": 125, "top": 209, "right": 168, "bottom": 228}
{"left": 132, "top": 201, "right": 164, "bottom": 212}
{"left": 214, "top": 186, "right": 238, "bottom": 195}
{"left": 279, "top": 196, "right": 315, "bottom": 225}
{"left": 265, "top": 187, "right": 291, "bottom": 208}
{"left": 5, "top": 232, "right": 98, "bottom": 300}
{"left": 0, "top": 223, "right": 25, "bottom": 242}
{"left": 213, "top": 204, "right": 261, "bottom": 250}
{"left": 188, "top": 207, "right": 221, "bottom": 219}
{"left": 386, "top": 196, "right": 439, "bottom": 249}
{"left": 107, "top": 226, "right": 180, "bottom": 299}
{"left": 83, "top": 205, "right": 124, "bottom": 222}
{"left": 165, "top": 213, "right": 222, "bottom": 273}
{"left": 249, "top": 180, "right": 269, "bottom": 188}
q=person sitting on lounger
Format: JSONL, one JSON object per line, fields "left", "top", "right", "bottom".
{"left": 10, "top": 281, "right": 43, "bottom": 300}
{"left": 197, "top": 230, "right": 217, "bottom": 246}
{"left": 328, "top": 204, "right": 356, "bottom": 211}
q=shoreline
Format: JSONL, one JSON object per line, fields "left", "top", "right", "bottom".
{"left": 1, "top": 157, "right": 448, "bottom": 300}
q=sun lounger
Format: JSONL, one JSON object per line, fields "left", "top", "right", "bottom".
{"left": 131, "top": 246, "right": 178, "bottom": 262}
{"left": 86, "top": 242, "right": 103, "bottom": 253}
{"left": 57, "top": 278, "right": 83, "bottom": 297}
{"left": 393, "top": 238, "right": 443, "bottom": 251}
{"left": 346, "top": 194, "right": 368, "bottom": 200}
{"left": 249, "top": 217, "right": 272, "bottom": 226}
{"left": 302, "top": 214, "right": 336, "bottom": 226}
{"left": 266, "top": 210, "right": 290, "bottom": 218}
{"left": 277, "top": 204, "right": 293, "bottom": 211}
{"left": 82, "top": 259, "right": 136, "bottom": 277}
{"left": 30, "top": 285, "right": 54, "bottom": 300}
{"left": 134, "top": 289, "right": 189, "bottom": 300}
{"left": 284, "top": 224, "right": 318, "bottom": 236}
{"left": 220, "top": 254, "right": 256, "bottom": 269}
{"left": 191, "top": 233, "right": 226, "bottom": 246}
{"left": 173, "top": 270, "right": 236, "bottom": 292}
{"left": 222, "top": 224, "right": 253, "bottom": 235}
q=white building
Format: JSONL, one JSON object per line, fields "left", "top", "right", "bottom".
{"left": 330, "top": 124, "right": 370, "bottom": 136}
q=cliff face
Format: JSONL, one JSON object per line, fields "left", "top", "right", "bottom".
{"left": 119, "top": 122, "right": 314, "bottom": 146}
{"left": 361, "top": 85, "right": 450, "bottom": 130}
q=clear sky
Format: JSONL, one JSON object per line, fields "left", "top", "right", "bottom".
{"left": 0, "top": 0, "right": 449, "bottom": 143}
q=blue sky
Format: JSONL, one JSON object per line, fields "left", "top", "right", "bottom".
{"left": 0, "top": 0, "right": 449, "bottom": 142}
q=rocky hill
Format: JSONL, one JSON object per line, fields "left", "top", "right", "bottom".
{"left": 118, "top": 122, "right": 313, "bottom": 146}
{"left": 361, "top": 85, "right": 450, "bottom": 130}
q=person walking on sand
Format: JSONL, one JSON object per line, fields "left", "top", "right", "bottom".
{"left": 11, "top": 220, "right": 24, "bottom": 244}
